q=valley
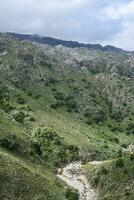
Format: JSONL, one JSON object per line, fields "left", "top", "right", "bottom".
{"left": 0, "top": 33, "right": 134, "bottom": 199}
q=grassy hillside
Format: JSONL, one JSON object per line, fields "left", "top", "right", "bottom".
{"left": 0, "top": 149, "right": 67, "bottom": 200}
{"left": 84, "top": 157, "right": 134, "bottom": 200}
{"left": 0, "top": 33, "right": 134, "bottom": 199}
{"left": 0, "top": 106, "right": 79, "bottom": 200}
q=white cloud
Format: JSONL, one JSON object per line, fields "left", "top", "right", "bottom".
{"left": 106, "top": 22, "right": 134, "bottom": 50}
{"left": 104, "top": 0, "right": 134, "bottom": 19}
{"left": 102, "top": 0, "right": 134, "bottom": 50}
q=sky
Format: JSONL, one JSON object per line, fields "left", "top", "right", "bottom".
{"left": 0, "top": 0, "right": 134, "bottom": 50}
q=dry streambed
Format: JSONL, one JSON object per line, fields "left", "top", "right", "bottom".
{"left": 57, "top": 162, "right": 97, "bottom": 200}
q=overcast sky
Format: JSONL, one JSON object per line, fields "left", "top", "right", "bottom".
{"left": 0, "top": 0, "right": 134, "bottom": 50}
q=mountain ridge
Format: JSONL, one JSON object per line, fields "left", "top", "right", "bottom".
{"left": 6, "top": 32, "right": 129, "bottom": 54}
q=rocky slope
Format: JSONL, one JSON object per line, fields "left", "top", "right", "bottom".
{"left": 57, "top": 162, "right": 97, "bottom": 200}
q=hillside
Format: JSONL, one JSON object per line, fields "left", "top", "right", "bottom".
{"left": 84, "top": 158, "right": 134, "bottom": 200}
{"left": 0, "top": 33, "right": 134, "bottom": 199}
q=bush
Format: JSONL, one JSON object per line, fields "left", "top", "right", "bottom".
{"left": 0, "top": 83, "right": 12, "bottom": 112}
{"left": 16, "top": 94, "right": 25, "bottom": 104}
{"left": 66, "top": 99, "right": 77, "bottom": 109}
{"left": 115, "top": 158, "right": 124, "bottom": 168}
{"left": 130, "top": 154, "right": 134, "bottom": 161}
{"left": 28, "top": 116, "right": 35, "bottom": 122}
{"left": 0, "top": 134, "right": 19, "bottom": 151}
{"left": 33, "top": 93, "right": 41, "bottom": 99}
{"left": 50, "top": 100, "right": 64, "bottom": 109}
{"left": 0, "top": 41, "right": 7, "bottom": 52}
{"left": 51, "top": 88, "right": 57, "bottom": 92}
{"left": 111, "top": 108, "right": 124, "bottom": 122}
{"left": 81, "top": 77, "right": 87, "bottom": 82}
{"left": 83, "top": 106, "right": 106, "bottom": 123}
{"left": 126, "top": 122, "right": 134, "bottom": 134}
{"left": 118, "top": 149, "right": 123, "bottom": 157}
{"left": 65, "top": 189, "right": 79, "bottom": 200}
{"left": 53, "top": 91, "right": 65, "bottom": 100}
{"left": 114, "top": 137, "right": 119, "bottom": 144}
{"left": 93, "top": 176, "right": 99, "bottom": 186}
{"left": 65, "top": 95, "right": 77, "bottom": 112}
{"left": 32, "top": 128, "right": 79, "bottom": 167}
{"left": 121, "top": 143, "right": 127, "bottom": 148}
{"left": 13, "top": 110, "right": 25, "bottom": 123}
{"left": 109, "top": 124, "right": 122, "bottom": 132}
{"left": 19, "top": 53, "right": 34, "bottom": 65}
{"left": 45, "top": 77, "right": 58, "bottom": 86}
{"left": 101, "top": 167, "right": 108, "bottom": 175}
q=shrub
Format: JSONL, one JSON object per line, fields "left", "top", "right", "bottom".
{"left": 0, "top": 134, "right": 19, "bottom": 151}
{"left": 115, "top": 158, "right": 124, "bottom": 168}
{"left": 53, "top": 91, "right": 65, "bottom": 100}
{"left": 0, "top": 41, "right": 7, "bottom": 52}
{"left": 51, "top": 88, "right": 57, "bottom": 92}
{"left": 101, "top": 167, "right": 108, "bottom": 175}
{"left": 65, "top": 95, "right": 77, "bottom": 112}
{"left": 33, "top": 93, "right": 41, "bottom": 99}
{"left": 28, "top": 116, "right": 35, "bottom": 122}
{"left": 19, "top": 53, "right": 34, "bottom": 65}
{"left": 85, "top": 119, "right": 93, "bottom": 125}
{"left": 66, "top": 99, "right": 77, "bottom": 109}
{"left": 109, "top": 124, "right": 122, "bottom": 132}
{"left": 130, "top": 154, "right": 134, "bottom": 161}
{"left": 65, "top": 189, "right": 79, "bottom": 200}
{"left": 81, "top": 77, "right": 87, "bottom": 82}
{"left": 50, "top": 100, "right": 64, "bottom": 109}
{"left": 45, "top": 77, "right": 58, "bottom": 86}
{"left": 111, "top": 108, "right": 124, "bottom": 122}
{"left": 83, "top": 106, "right": 106, "bottom": 123}
{"left": 126, "top": 122, "right": 134, "bottom": 134}
{"left": 16, "top": 94, "right": 25, "bottom": 104}
{"left": 0, "top": 83, "right": 12, "bottom": 112}
{"left": 32, "top": 128, "right": 79, "bottom": 167}
{"left": 114, "top": 137, "right": 119, "bottom": 144}
{"left": 27, "top": 91, "right": 33, "bottom": 96}
{"left": 48, "top": 77, "right": 57, "bottom": 84}
{"left": 121, "top": 143, "right": 127, "bottom": 148}
{"left": 13, "top": 110, "right": 25, "bottom": 123}
{"left": 118, "top": 149, "right": 123, "bottom": 157}
{"left": 93, "top": 176, "right": 99, "bottom": 186}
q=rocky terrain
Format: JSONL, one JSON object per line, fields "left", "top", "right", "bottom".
{"left": 57, "top": 162, "right": 97, "bottom": 200}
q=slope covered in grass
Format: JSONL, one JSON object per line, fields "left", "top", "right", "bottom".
{"left": 84, "top": 157, "right": 134, "bottom": 200}
{"left": 0, "top": 112, "right": 79, "bottom": 200}
{"left": 0, "top": 149, "right": 79, "bottom": 200}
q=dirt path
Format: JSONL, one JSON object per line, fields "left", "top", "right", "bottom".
{"left": 57, "top": 162, "right": 97, "bottom": 200}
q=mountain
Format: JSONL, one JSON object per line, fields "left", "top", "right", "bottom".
{"left": 0, "top": 33, "right": 134, "bottom": 200}
{"left": 6, "top": 32, "right": 128, "bottom": 54}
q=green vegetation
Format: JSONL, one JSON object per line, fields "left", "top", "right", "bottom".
{"left": 84, "top": 157, "right": 134, "bottom": 200}
{"left": 0, "top": 33, "right": 134, "bottom": 199}
{"left": 0, "top": 134, "right": 20, "bottom": 152}
{"left": 32, "top": 127, "right": 79, "bottom": 167}
{"left": 0, "top": 150, "right": 78, "bottom": 200}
